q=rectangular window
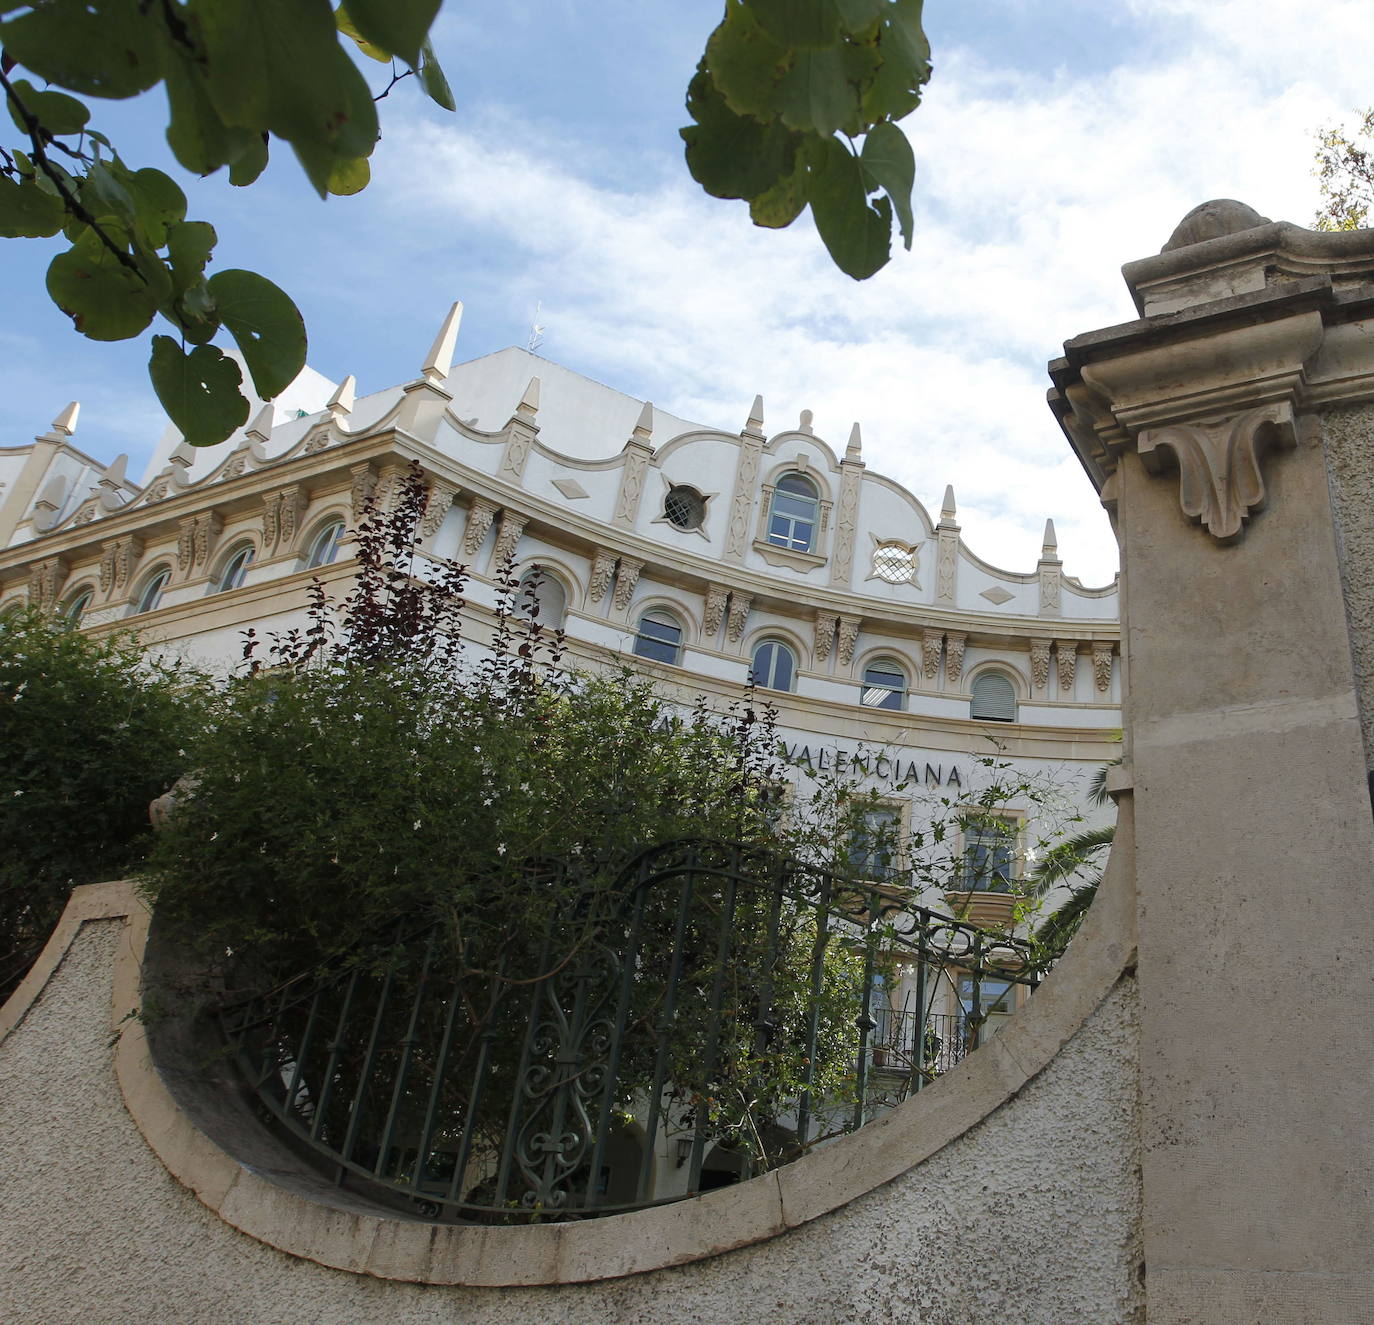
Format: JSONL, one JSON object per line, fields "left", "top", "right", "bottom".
{"left": 961, "top": 813, "right": 1017, "bottom": 892}
{"left": 847, "top": 806, "right": 902, "bottom": 882}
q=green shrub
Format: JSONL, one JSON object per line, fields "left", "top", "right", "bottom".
{"left": 0, "top": 607, "right": 209, "bottom": 999}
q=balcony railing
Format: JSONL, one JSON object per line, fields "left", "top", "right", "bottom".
{"left": 220, "top": 839, "right": 1043, "bottom": 1223}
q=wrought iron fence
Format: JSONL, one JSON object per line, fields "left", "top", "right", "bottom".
{"left": 220, "top": 839, "right": 1042, "bottom": 1223}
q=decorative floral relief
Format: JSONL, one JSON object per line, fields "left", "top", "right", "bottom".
{"left": 814, "top": 612, "right": 837, "bottom": 662}
{"left": 349, "top": 464, "right": 377, "bottom": 521}
{"left": 836, "top": 614, "right": 860, "bottom": 665}
{"left": 588, "top": 550, "right": 616, "bottom": 604}
{"left": 420, "top": 481, "right": 458, "bottom": 540}
{"left": 1039, "top": 567, "right": 1061, "bottom": 614}
{"left": 704, "top": 584, "right": 729, "bottom": 637}
{"left": 936, "top": 534, "right": 957, "bottom": 603}
{"left": 1030, "top": 638, "right": 1052, "bottom": 690}
{"left": 492, "top": 511, "right": 528, "bottom": 567}
{"left": 1056, "top": 641, "right": 1077, "bottom": 692}
{"left": 726, "top": 593, "right": 752, "bottom": 643}
{"left": 922, "top": 630, "right": 943, "bottom": 679}
{"left": 612, "top": 557, "right": 643, "bottom": 611}
{"left": 945, "top": 631, "right": 966, "bottom": 683}
{"left": 1137, "top": 403, "right": 1296, "bottom": 542}
{"left": 462, "top": 499, "right": 499, "bottom": 558}
{"left": 1093, "top": 643, "right": 1114, "bottom": 693}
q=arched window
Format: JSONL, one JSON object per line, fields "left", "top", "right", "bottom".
{"left": 212, "top": 543, "right": 255, "bottom": 594}
{"left": 517, "top": 567, "right": 567, "bottom": 629}
{"left": 132, "top": 567, "right": 171, "bottom": 616}
{"left": 861, "top": 659, "right": 906, "bottom": 710}
{"left": 60, "top": 588, "right": 93, "bottom": 625}
{"left": 305, "top": 520, "right": 346, "bottom": 569}
{"left": 633, "top": 610, "right": 683, "bottom": 666}
{"left": 970, "top": 671, "right": 1017, "bottom": 722}
{"left": 750, "top": 638, "right": 796, "bottom": 692}
{"left": 766, "top": 474, "right": 819, "bottom": 553}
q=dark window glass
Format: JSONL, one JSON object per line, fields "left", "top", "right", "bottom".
{"left": 306, "top": 521, "right": 346, "bottom": 569}
{"left": 664, "top": 485, "right": 706, "bottom": 530}
{"left": 848, "top": 807, "right": 901, "bottom": 882}
{"left": 962, "top": 815, "right": 1017, "bottom": 891}
{"left": 750, "top": 639, "right": 795, "bottom": 692}
{"left": 633, "top": 611, "right": 683, "bottom": 665}
{"left": 133, "top": 570, "right": 170, "bottom": 615}
{"left": 214, "top": 545, "right": 255, "bottom": 594}
{"left": 861, "top": 661, "right": 905, "bottom": 710}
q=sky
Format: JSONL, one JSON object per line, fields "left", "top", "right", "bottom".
{"left": 4, "top": 0, "right": 1374, "bottom": 585}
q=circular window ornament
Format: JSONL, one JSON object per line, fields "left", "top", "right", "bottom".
{"left": 664, "top": 485, "right": 706, "bottom": 531}
{"left": 872, "top": 543, "right": 916, "bottom": 585}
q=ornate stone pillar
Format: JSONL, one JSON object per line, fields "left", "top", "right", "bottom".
{"left": 1050, "top": 200, "right": 1374, "bottom": 1323}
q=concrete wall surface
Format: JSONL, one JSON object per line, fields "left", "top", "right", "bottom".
{"left": 0, "top": 903, "right": 1143, "bottom": 1325}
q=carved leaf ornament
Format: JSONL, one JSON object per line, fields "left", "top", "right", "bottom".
{"left": 1137, "top": 405, "right": 1296, "bottom": 543}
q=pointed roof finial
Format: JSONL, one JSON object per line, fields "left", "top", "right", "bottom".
{"left": 845, "top": 422, "right": 862, "bottom": 459}
{"left": 797, "top": 409, "right": 814, "bottom": 436}
{"left": 421, "top": 299, "right": 464, "bottom": 386}
{"left": 327, "top": 374, "right": 356, "bottom": 418}
{"left": 169, "top": 442, "right": 195, "bottom": 471}
{"left": 516, "top": 375, "right": 541, "bottom": 420}
{"left": 745, "top": 394, "right": 764, "bottom": 435}
{"left": 629, "top": 399, "right": 654, "bottom": 444}
{"left": 1041, "top": 518, "right": 1059, "bottom": 557}
{"left": 940, "top": 484, "right": 957, "bottom": 522}
{"left": 245, "top": 402, "right": 275, "bottom": 444}
{"left": 51, "top": 401, "right": 79, "bottom": 436}
{"left": 99, "top": 454, "right": 128, "bottom": 491}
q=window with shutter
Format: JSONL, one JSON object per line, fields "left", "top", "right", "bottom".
{"left": 970, "top": 671, "right": 1017, "bottom": 721}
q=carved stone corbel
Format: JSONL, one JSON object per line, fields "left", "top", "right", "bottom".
{"left": 27, "top": 556, "right": 66, "bottom": 610}
{"left": 349, "top": 463, "right": 377, "bottom": 521}
{"left": 612, "top": 557, "right": 642, "bottom": 611}
{"left": 704, "top": 584, "right": 729, "bottom": 638}
{"left": 1055, "top": 640, "right": 1078, "bottom": 692}
{"left": 1030, "top": 638, "right": 1052, "bottom": 692}
{"left": 491, "top": 510, "right": 528, "bottom": 569}
{"left": 945, "top": 631, "right": 966, "bottom": 684}
{"left": 726, "top": 593, "right": 752, "bottom": 643}
{"left": 1137, "top": 403, "right": 1298, "bottom": 543}
{"left": 1093, "top": 643, "right": 1114, "bottom": 693}
{"left": 836, "top": 614, "right": 860, "bottom": 665}
{"left": 461, "top": 498, "right": 499, "bottom": 558}
{"left": 420, "top": 480, "right": 459, "bottom": 541}
{"left": 98, "top": 535, "right": 141, "bottom": 597}
{"left": 921, "top": 629, "right": 943, "bottom": 680}
{"left": 588, "top": 549, "right": 616, "bottom": 605}
{"left": 814, "top": 612, "right": 837, "bottom": 662}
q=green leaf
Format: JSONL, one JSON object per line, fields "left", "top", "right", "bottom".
{"left": 343, "top": 0, "right": 441, "bottom": 69}
{"left": 148, "top": 336, "right": 251, "bottom": 447}
{"left": 5, "top": 78, "right": 89, "bottom": 136}
{"left": 327, "top": 155, "right": 371, "bottom": 196}
{"left": 47, "top": 238, "right": 159, "bottom": 341}
{"left": 859, "top": 120, "right": 915, "bottom": 248}
{"left": 805, "top": 137, "right": 891, "bottom": 279}
{"left": 206, "top": 268, "right": 306, "bottom": 400}
{"left": 0, "top": 172, "right": 64, "bottom": 238}
{"left": 682, "top": 64, "right": 799, "bottom": 201}
{"left": 749, "top": 162, "right": 808, "bottom": 229}
{"left": 834, "top": 0, "right": 886, "bottom": 34}
{"left": 195, "top": 0, "right": 379, "bottom": 198}
{"left": 173, "top": 276, "right": 220, "bottom": 344}
{"left": 419, "top": 37, "right": 456, "bottom": 112}
{"left": 228, "top": 131, "right": 270, "bottom": 187}
{"left": 705, "top": 4, "right": 786, "bottom": 121}
{"left": 776, "top": 46, "right": 855, "bottom": 138}
{"left": 746, "top": 0, "right": 842, "bottom": 49}
{"left": 162, "top": 48, "right": 234, "bottom": 176}
{"left": 336, "top": 4, "right": 391, "bottom": 62}
{"left": 124, "top": 167, "right": 188, "bottom": 248}
{"left": 82, "top": 160, "right": 137, "bottom": 229}
{"left": 0, "top": 0, "right": 162, "bottom": 99}
{"left": 166, "top": 221, "right": 217, "bottom": 296}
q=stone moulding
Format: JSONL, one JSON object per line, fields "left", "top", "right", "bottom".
{"left": 0, "top": 826, "right": 1138, "bottom": 1289}
{"left": 1137, "top": 404, "right": 1297, "bottom": 543}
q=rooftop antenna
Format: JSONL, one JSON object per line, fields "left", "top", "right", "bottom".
{"left": 527, "top": 301, "right": 545, "bottom": 354}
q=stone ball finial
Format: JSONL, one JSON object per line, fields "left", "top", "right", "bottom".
{"left": 1161, "top": 200, "right": 1272, "bottom": 253}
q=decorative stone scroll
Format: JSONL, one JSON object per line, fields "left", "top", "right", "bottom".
{"left": 419, "top": 480, "right": 458, "bottom": 540}
{"left": 491, "top": 511, "right": 527, "bottom": 568}
{"left": 588, "top": 550, "right": 616, "bottom": 605}
{"left": 462, "top": 499, "right": 499, "bottom": 558}
{"left": 724, "top": 436, "right": 763, "bottom": 563}
{"left": 704, "top": 584, "right": 729, "bottom": 638}
{"left": 27, "top": 556, "right": 65, "bottom": 609}
{"left": 1093, "top": 643, "right": 1114, "bottom": 693}
{"left": 945, "top": 631, "right": 966, "bottom": 684}
{"left": 814, "top": 612, "right": 837, "bottom": 662}
{"left": 1056, "top": 641, "right": 1078, "bottom": 692}
{"left": 99, "top": 535, "right": 140, "bottom": 595}
{"left": 836, "top": 614, "right": 860, "bottom": 665}
{"left": 178, "top": 512, "right": 222, "bottom": 575}
{"left": 349, "top": 463, "right": 377, "bottom": 521}
{"left": 726, "top": 593, "right": 752, "bottom": 643}
{"left": 1030, "top": 638, "right": 1052, "bottom": 691}
{"left": 612, "top": 557, "right": 642, "bottom": 611}
{"left": 922, "top": 629, "right": 943, "bottom": 680}
{"left": 1137, "top": 403, "right": 1297, "bottom": 543}
{"left": 828, "top": 464, "right": 863, "bottom": 588}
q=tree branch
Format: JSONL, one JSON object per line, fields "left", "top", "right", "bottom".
{"left": 0, "top": 61, "right": 145, "bottom": 280}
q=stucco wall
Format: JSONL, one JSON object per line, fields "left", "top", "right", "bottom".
{"left": 0, "top": 915, "right": 1142, "bottom": 1325}
{"left": 1322, "top": 403, "right": 1374, "bottom": 773}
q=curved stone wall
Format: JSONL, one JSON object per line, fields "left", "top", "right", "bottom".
{"left": 0, "top": 850, "right": 1143, "bottom": 1322}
